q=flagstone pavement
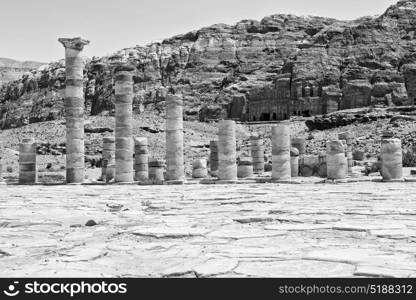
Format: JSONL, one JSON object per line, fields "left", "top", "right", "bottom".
{"left": 1, "top": 181, "right": 416, "bottom": 277}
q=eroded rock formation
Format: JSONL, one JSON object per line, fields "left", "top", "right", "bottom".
{"left": 2, "top": 0, "right": 416, "bottom": 128}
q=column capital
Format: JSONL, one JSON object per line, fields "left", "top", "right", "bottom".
{"left": 58, "top": 37, "right": 90, "bottom": 50}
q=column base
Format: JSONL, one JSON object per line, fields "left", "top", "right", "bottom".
{"left": 166, "top": 180, "right": 186, "bottom": 185}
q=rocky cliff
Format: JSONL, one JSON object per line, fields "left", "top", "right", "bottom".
{"left": 0, "top": 58, "right": 45, "bottom": 87}
{"left": 2, "top": 0, "right": 416, "bottom": 129}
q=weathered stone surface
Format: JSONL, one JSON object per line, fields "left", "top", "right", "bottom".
{"left": 165, "top": 94, "right": 185, "bottom": 181}
{"left": 1, "top": 180, "right": 416, "bottom": 277}
{"left": 59, "top": 37, "right": 89, "bottom": 183}
{"left": 3, "top": 1, "right": 416, "bottom": 127}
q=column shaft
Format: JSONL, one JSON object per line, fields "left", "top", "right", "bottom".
{"left": 115, "top": 67, "right": 134, "bottom": 182}
{"left": 250, "top": 137, "right": 264, "bottom": 174}
{"left": 134, "top": 137, "right": 149, "bottom": 181}
{"left": 326, "top": 140, "right": 347, "bottom": 180}
{"left": 102, "top": 137, "right": 115, "bottom": 182}
{"left": 209, "top": 141, "right": 219, "bottom": 172}
{"left": 218, "top": 120, "right": 237, "bottom": 180}
{"left": 59, "top": 37, "right": 89, "bottom": 183}
{"left": 192, "top": 159, "right": 208, "bottom": 178}
{"left": 149, "top": 160, "right": 164, "bottom": 182}
{"left": 165, "top": 94, "right": 185, "bottom": 181}
{"left": 19, "top": 138, "right": 37, "bottom": 184}
{"left": 272, "top": 125, "right": 291, "bottom": 180}
{"left": 381, "top": 138, "right": 403, "bottom": 180}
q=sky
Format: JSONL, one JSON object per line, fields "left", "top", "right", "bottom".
{"left": 0, "top": 0, "right": 398, "bottom": 63}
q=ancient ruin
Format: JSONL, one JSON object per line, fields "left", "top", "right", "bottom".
{"left": 101, "top": 136, "right": 115, "bottom": 183}
{"left": 19, "top": 138, "right": 37, "bottom": 184}
{"left": 250, "top": 137, "right": 264, "bottom": 174}
{"left": 381, "top": 138, "right": 403, "bottom": 181}
{"left": 58, "top": 37, "right": 89, "bottom": 184}
{"left": 2, "top": 0, "right": 416, "bottom": 279}
{"left": 192, "top": 159, "right": 208, "bottom": 179}
{"left": 148, "top": 160, "right": 164, "bottom": 182}
{"left": 134, "top": 137, "right": 149, "bottom": 182}
{"left": 271, "top": 124, "right": 291, "bottom": 180}
{"left": 114, "top": 63, "right": 135, "bottom": 183}
{"left": 165, "top": 94, "right": 185, "bottom": 182}
{"left": 326, "top": 140, "right": 348, "bottom": 180}
{"left": 218, "top": 120, "right": 237, "bottom": 181}
{"left": 209, "top": 141, "right": 219, "bottom": 173}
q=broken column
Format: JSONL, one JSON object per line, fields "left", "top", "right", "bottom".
{"left": 250, "top": 136, "right": 264, "bottom": 174}
{"left": 318, "top": 151, "right": 327, "bottom": 178}
{"left": 149, "top": 160, "right": 164, "bottom": 182}
{"left": 58, "top": 37, "right": 89, "bottom": 183}
{"left": 114, "top": 63, "right": 135, "bottom": 183}
{"left": 192, "top": 159, "right": 208, "bottom": 178}
{"left": 209, "top": 141, "right": 219, "bottom": 174}
{"left": 290, "top": 147, "right": 299, "bottom": 177}
{"left": 165, "top": 94, "right": 185, "bottom": 181}
{"left": 218, "top": 120, "right": 237, "bottom": 181}
{"left": 19, "top": 138, "right": 37, "bottom": 184}
{"left": 326, "top": 140, "right": 347, "bottom": 180}
{"left": 338, "top": 132, "right": 353, "bottom": 175}
{"left": 291, "top": 137, "right": 306, "bottom": 156}
{"left": 272, "top": 125, "right": 291, "bottom": 180}
{"left": 381, "top": 139, "right": 403, "bottom": 180}
{"left": 238, "top": 157, "right": 253, "bottom": 178}
{"left": 0, "top": 142, "right": 3, "bottom": 183}
{"left": 299, "top": 155, "right": 319, "bottom": 177}
{"left": 101, "top": 136, "right": 115, "bottom": 183}
{"left": 134, "top": 137, "right": 149, "bottom": 182}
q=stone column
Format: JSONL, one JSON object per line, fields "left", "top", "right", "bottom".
{"left": 165, "top": 94, "right": 185, "bottom": 181}
{"left": 290, "top": 147, "right": 299, "bottom": 177}
{"left": 114, "top": 63, "right": 135, "bottom": 183}
{"left": 238, "top": 158, "right": 253, "bottom": 178}
{"left": 291, "top": 137, "right": 306, "bottom": 156}
{"left": 19, "top": 138, "right": 37, "bottom": 184}
{"left": 272, "top": 125, "right": 291, "bottom": 180}
{"left": 192, "top": 159, "right": 208, "bottom": 178}
{"left": 59, "top": 37, "right": 89, "bottom": 183}
{"left": 134, "top": 137, "right": 149, "bottom": 182}
{"left": 0, "top": 142, "right": 3, "bottom": 183}
{"left": 149, "top": 160, "right": 164, "bottom": 182}
{"left": 318, "top": 151, "right": 327, "bottom": 178}
{"left": 326, "top": 140, "right": 347, "bottom": 180}
{"left": 381, "top": 138, "right": 403, "bottom": 180}
{"left": 299, "top": 155, "right": 319, "bottom": 177}
{"left": 218, "top": 120, "right": 237, "bottom": 181}
{"left": 101, "top": 136, "right": 115, "bottom": 183}
{"left": 209, "top": 141, "right": 219, "bottom": 173}
{"left": 250, "top": 136, "right": 264, "bottom": 174}
{"left": 338, "top": 132, "right": 353, "bottom": 175}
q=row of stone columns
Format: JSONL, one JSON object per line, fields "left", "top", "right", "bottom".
{"left": 7, "top": 128, "right": 406, "bottom": 185}
{"left": 6, "top": 37, "right": 403, "bottom": 185}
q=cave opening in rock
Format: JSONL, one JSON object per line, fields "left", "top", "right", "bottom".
{"left": 260, "top": 113, "right": 270, "bottom": 121}
{"left": 302, "top": 110, "right": 311, "bottom": 117}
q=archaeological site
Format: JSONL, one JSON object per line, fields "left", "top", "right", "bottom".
{"left": 1, "top": 0, "right": 416, "bottom": 284}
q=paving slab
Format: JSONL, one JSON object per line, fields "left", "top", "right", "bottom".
{"left": 0, "top": 182, "right": 416, "bottom": 277}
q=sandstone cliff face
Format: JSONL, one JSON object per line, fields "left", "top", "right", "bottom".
{"left": 0, "top": 58, "right": 45, "bottom": 87}
{"left": 2, "top": 0, "right": 416, "bottom": 128}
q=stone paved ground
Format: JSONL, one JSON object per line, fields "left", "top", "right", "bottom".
{"left": 1, "top": 181, "right": 416, "bottom": 277}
